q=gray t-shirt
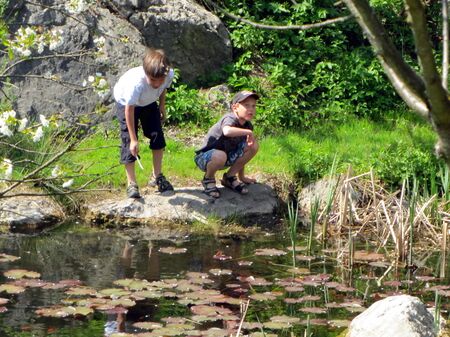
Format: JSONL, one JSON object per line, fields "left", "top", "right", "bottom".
{"left": 196, "top": 112, "right": 253, "bottom": 154}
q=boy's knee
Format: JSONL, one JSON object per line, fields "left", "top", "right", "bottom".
{"left": 248, "top": 141, "right": 259, "bottom": 154}
{"left": 212, "top": 150, "right": 227, "bottom": 164}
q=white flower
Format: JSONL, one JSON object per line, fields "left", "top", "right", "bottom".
{"left": 22, "top": 49, "right": 32, "bottom": 57}
{"left": 51, "top": 165, "right": 61, "bottom": 178}
{"left": 39, "top": 114, "right": 49, "bottom": 127}
{"left": 95, "top": 72, "right": 102, "bottom": 77}
{"left": 2, "top": 159, "right": 13, "bottom": 180}
{"left": 33, "top": 126, "right": 43, "bottom": 142}
{"left": 0, "top": 125, "right": 13, "bottom": 137}
{"left": 18, "top": 118, "right": 28, "bottom": 131}
{"left": 82, "top": 79, "right": 87, "bottom": 87}
{"left": 5, "top": 110, "right": 16, "bottom": 119}
{"left": 88, "top": 75, "right": 95, "bottom": 82}
{"left": 62, "top": 179, "right": 74, "bottom": 188}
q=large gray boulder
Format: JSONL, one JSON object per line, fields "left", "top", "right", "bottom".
{"left": 84, "top": 184, "right": 278, "bottom": 227}
{"left": 0, "top": 193, "right": 65, "bottom": 233}
{"left": 3, "top": 0, "right": 231, "bottom": 120}
{"left": 347, "top": 295, "right": 437, "bottom": 337}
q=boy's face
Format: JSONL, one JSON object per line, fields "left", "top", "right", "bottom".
{"left": 232, "top": 96, "right": 257, "bottom": 122}
{"left": 146, "top": 75, "right": 166, "bottom": 89}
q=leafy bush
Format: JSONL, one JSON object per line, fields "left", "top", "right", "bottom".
{"left": 165, "top": 84, "right": 215, "bottom": 127}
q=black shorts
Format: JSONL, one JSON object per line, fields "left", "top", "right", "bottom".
{"left": 117, "top": 102, "right": 166, "bottom": 164}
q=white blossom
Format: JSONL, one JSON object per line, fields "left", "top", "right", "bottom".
{"left": 3, "top": 159, "right": 13, "bottom": 180}
{"left": 18, "top": 118, "right": 28, "bottom": 131}
{"left": 62, "top": 179, "right": 74, "bottom": 188}
{"left": 0, "top": 125, "right": 13, "bottom": 137}
{"left": 33, "top": 126, "right": 44, "bottom": 142}
{"left": 51, "top": 165, "right": 61, "bottom": 178}
{"left": 82, "top": 79, "right": 87, "bottom": 87}
{"left": 39, "top": 114, "right": 49, "bottom": 127}
{"left": 88, "top": 75, "right": 95, "bottom": 82}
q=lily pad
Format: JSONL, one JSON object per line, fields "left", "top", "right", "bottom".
{"left": 209, "top": 269, "right": 232, "bottom": 276}
{"left": 4, "top": 269, "right": 40, "bottom": 279}
{"left": 328, "top": 319, "right": 351, "bottom": 328}
{"left": 213, "top": 251, "right": 232, "bottom": 261}
{"left": 0, "top": 254, "right": 20, "bottom": 263}
{"left": 300, "top": 307, "right": 327, "bottom": 314}
{"left": 98, "top": 288, "right": 131, "bottom": 298}
{"left": 35, "top": 306, "right": 93, "bottom": 318}
{"left": 249, "top": 292, "right": 277, "bottom": 301}
{"left": 0, "top": 284, "right": 25, "bottom": 294}
{"left": 201, "top": 328, "right": 230, "bottom": 337}
{"left": 254, "top": 248, "right": 287, "bottom": 257}
{"left": 132, "top": 322, "right": 163, "bottom": 330}
{"left": 263, "top": 321, "right": 292, "bottom": 329}
{"left": 114, "top": 278, "right": 150, "bottom": 290}
{"left": 65, "top": 287, "right": 98, "bottom": 296}
{"left": 237, "top": 260, "right": 253, "bottom": 266}
{"left": 158, "top": 247, "right": 187, "bottom": 254}
{"left": 270, "top": 315, "right": 301, "bottom": 324}
{"left": 354, "top": 251, "right": 385, "bottom": 262}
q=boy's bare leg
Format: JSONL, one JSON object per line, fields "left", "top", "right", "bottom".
{"left": 238, "top": 167, "right": 257, "bottom": 184}
{"left": 205, "top": 150, "right": 227, "bottom": 179}
{"left": 125, "top": 162, "right": 137, "bottom": 185}
{"left": 151, "top": 148, "right": 163, "bottom": 178}
{"left": 227, "top": 142, "right": 259, "bottom": 181}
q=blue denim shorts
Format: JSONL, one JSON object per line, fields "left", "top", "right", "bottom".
{"left": 194, "top": 141, "right": 246, "bottom": 172}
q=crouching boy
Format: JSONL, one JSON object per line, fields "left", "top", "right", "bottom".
{"left": 194, "top": 90, "right": 260, "bottom": 198}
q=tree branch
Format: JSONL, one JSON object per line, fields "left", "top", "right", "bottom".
{"left": 342, "top": 0, "right": 430, "bottom": 118}
{"left": 204, "top": 0, "right": 352, "bottom": 30}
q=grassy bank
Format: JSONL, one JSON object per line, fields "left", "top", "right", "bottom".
{"left": 71, "top": 111, "right": 441, "bottom": 193}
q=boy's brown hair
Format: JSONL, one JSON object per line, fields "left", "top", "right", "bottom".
{"left": 143, "top": 48, "right": 169, "bottom": 78}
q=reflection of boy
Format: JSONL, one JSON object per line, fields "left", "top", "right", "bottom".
{"left": 113, "top": 48, "right": 174, "bottom": 199}
{"left": 194, "top": 91, "right": 260, "bottom": 198}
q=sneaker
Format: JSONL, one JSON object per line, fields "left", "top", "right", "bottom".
{"left": 126, "top": 183, "right": 140, "bottom": 198}
{"left": 153, "top": 173, "right": 174, "bottom": 193}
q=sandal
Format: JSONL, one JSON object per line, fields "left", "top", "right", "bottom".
{"left": 220, "top": 173, "right": 248, "bottom": 195}
{"left": 201, "top": 176, "right": 220, "bottom": 198}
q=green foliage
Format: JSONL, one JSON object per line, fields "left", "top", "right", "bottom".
{"left": 213, "top": 0, "right": 437, "bottom": 132}
{"left": 165, "top": 84, "right": 215, "bottom": 127}
{"left": 0, "top": 0, "right": 9, "bottom": 17}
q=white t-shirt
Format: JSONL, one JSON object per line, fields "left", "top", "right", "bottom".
{"left": 113, "top": 66, "right": 174, "bottom": 106}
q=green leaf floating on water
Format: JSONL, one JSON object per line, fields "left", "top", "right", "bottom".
{"left": 158, "top": 247, "right": 187, "bottom": 254}
{"left": 35, "top": 306, "right": 94, "bottom": 317}
{"left": 113, "top": 278, "right": 150, "bottom": 290}
{"left": 98, "top": 288, "right": 131, "bottom": 298}
{"left": 132, "top": 321, "right": 163, "bottom": 330}
{"left": 254, "top": 248, "right": 287, "bottom": 256}
{"left": 65, "top": 286, "right": 98, "bottom": 296}
{"left": 4, "top": 269, "right": 40, "bottom": 279}
{"left": 0, "top": 254, "right": 20, "bottom": 263}
{"left": 0, "top": 284, "right": 25, "bottom": 294}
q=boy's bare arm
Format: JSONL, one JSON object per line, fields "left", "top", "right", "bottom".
{"left": 222, "top": 126, "right": 253, "bottom": 138}
{"left": 125, "top": 104, "right": 139, "bottom": 157}
{"left": 159, "top": 90, "right": 167, "bottom": 122}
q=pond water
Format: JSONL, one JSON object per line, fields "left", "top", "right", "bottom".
{"left": 0, "top": 225, "right": 447, "bottom": 337}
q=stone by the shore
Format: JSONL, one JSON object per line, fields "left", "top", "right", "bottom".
{"left": 347, "top": 295, "right": 437, "bottom": 337}
{"left": 84, "top": 183, "right": 278, "bottom": 227}
{"left": 0, "top": 195, "right": 65, "bottom": 233}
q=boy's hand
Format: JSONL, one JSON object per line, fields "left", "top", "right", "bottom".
{"left": 130, "top": 140, "right": 139, "bottom": 157}
{"left": 247, "top": 132, "right": 255, "bottom": 146}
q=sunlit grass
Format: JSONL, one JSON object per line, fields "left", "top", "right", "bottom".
{"left": 70, "top": 112, "right": 438, "bottom": 191}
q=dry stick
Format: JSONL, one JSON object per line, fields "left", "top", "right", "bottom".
{"left": 235, "top": 299, "right": 250, "bottom": 337}
{"left": 440, "top": 221, "right": 448, "bottom": 279}
{"left": 0, "top": 141, "right": 77, "bottom": 197}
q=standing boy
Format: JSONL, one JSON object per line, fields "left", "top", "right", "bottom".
{"left": 194, "top": 90, "right": 260, "bottom": 198}
{"left": 114, "top": 48, "right": 174, "bottom": 198}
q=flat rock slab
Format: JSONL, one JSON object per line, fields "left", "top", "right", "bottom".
{"left": 85, "top": 183, "right": 278, "bottom": 227}
{"left": 0, "top": 195, "right": 64, "bottom": 233}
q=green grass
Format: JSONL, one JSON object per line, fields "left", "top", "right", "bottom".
{"left": 68, "top": 112, "right": 440, "bottom": 192}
